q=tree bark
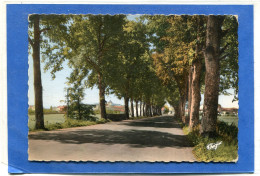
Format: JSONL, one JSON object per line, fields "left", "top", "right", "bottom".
{"left": 98, "top": 73, "right": 107, "bottom": 119}
{"left": 149, "top": 105, "right": 153, "bottom": 117}
{"left": 32, "top": 15, "right": 45, "bottom": 129}
{"left": 173, "top": 105, "right": 179, "bottom": 118}
{"left": 124, "top": 96, "right": 129, "bottom": 119}
{"left": 130, "top": 99, "right": 134, "bottom": 117}
{"left": 143, "top": 102, "right": 146, "bottom": 116}
{"left": 189, "top": 59, "right": 202, "bottom": 130}
{"left": 201, "top": 15, "right": 224, "bottom": 137}
{"left": 189, "top": 16, "right": 204, "bottom": 130}
{"left": 139, "top": 101, "right": 142, "bottom": 116}
{"left": 179, "top": 97, "right": 186, "bottom": 123}
{"left": 188, "top": 67, "right": 193, "bottom": 119}
{"left": 145, "top": 103, "right": 149, "bottom": 117}
{"left": 78, "top": 95, "right": 81, "bottom": 120}
{"left": 135, "top": 100, "right": 139, "bottom": 117}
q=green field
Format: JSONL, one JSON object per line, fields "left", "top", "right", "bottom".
{"left": 218, "top": 115, "right": 238, "bottom": 127}
{"left": 28, "top": 114, "right": 65, "bottom": 130}
{"left": 28, "top": 113, "right": 103, "bottom": 130}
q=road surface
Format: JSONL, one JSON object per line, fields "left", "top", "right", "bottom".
{"left": 29, "top": 115, "right": 196, "bottom": 162}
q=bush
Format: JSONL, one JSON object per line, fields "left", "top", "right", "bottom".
{"left": 183, "top": 122, "right": 238, "bottom": 162}
{"left": 68, "top": 103, "right": 95, "bottom": 120}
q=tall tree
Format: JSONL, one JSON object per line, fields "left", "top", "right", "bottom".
{"left": 29, "top": 15, "right": 45, "bottom": 129}
{"left": 105, "top": 19, "right": 148, "bottom": 119}
{"left": 201, "top": 15, "right": 225, "bottom": 136}
{"left": 188, "top": 16, "right": 207, "bottom": 130}
{"left": 43, "top": 15, "right": 126, "bottom": 120}
{"left": 28, "top": 14, "right": 67, "bottom": 129}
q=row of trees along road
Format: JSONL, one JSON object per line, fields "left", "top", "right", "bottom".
{"left": 29, "top": 15, "right": 238, "bottom": 137}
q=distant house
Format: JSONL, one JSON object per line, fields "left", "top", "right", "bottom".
{"left": 218, "top": 104, "right": 238, "bottom": 115}
{"left": 112, "top": 106, "right": 125, "bottom": 113}
{"left": 57, "top": 105, "right": 67, "bottom": 112}
{"left": 94, "top": 101, "right": 124, "bottom": 113}
{"left": 52, "top": 106, "right": 59, "bottom": 112}
{"left": 220, "top": 107, "right": 238, "bottom": 116}
{"left": 29, "top": 105, "right": 35, "bottom": 111}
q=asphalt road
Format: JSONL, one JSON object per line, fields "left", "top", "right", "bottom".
{"left": 28, "top": 115, "right": 196, "bottom": 162}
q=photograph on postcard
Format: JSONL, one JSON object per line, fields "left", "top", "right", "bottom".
{"left": 27, "top": 14, "right": 238, "bottom": 162}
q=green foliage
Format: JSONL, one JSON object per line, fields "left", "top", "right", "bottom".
{"left": 219, "top": 16, "right": 239, "bottom": 100}
{"left": 163, "top": 106, "right": 169, "bottom": 114}
{"left": 28, "top": 108, "right": 35, "bottom": 115}
{"left": 68, "top": 103, "right": 95, "bottom": 120}
{"left": 183, "top": 121, "right": 238, "bottom": 162}
{"left": 66, "top": 84, "right": 95, "bottom": 120}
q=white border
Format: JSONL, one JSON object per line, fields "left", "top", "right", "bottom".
{"left": 0, "top": 1, "right": 259, "bottom": 176}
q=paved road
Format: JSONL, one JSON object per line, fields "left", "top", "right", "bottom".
{"left": 29, "top": 115, "right": 196, "bottom": 162}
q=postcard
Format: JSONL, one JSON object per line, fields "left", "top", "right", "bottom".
{"left": 6, "top": 4, "right": 254, "bottom": 174}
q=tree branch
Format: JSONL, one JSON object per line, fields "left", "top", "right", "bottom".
{"left": 40, "top": 27, "right": 50, "bottom": 34}
{"left": 220, "top": 44, "right": 229, "bottom": 55}
{"left": 28, "top": 37, "right": 34, "bottom": 47}
{"left": 221, "top": 28, "right": 231, "bottom": 38}
{"left": 85, "top": 57, "right": 100, "bottom": 74}
{"left": 219, "top": 53, "right": 229, "bottom": 60}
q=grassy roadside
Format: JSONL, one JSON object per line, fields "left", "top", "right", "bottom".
{"left": 29, "top": 117, "right": 109, "bottom": 132}
{"left": 183, "top": 121, "right": 238, "bottom": 162}
{"left": 29, "top": 114, "right": 153, "bottom": 132}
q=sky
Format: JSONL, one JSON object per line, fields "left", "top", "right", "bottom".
{"left": 28, "top": 14, "right": 238, "bottom": 109}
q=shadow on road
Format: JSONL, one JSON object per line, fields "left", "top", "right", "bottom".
{"left": 123, "top": 116, "right": 182, "bottom": 128}
{"left": 29, "top": 129, "right": 193, "bottom": 148}
{"left": 29, "top": 116, "right": 193, "bottom": 148}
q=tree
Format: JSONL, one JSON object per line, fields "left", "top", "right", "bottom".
{"left": 29, "top": 15, "right": 45, "bottom": 129}
{"left": 66, "top": 84, "right": 94, "bottom": 120}
{"left": 188, "top": 16, "right": 207, "bottom": 130}
{"left": 43, "top": 15, "right": 126, "bottom": 120}
{"left": 105, "top": 19, "right": 149, "bottom": 119}
{"left": 28, "top": 14, "right": 67, "bottom": 129}
{"left": 147, "top": 15, "right": 191, "bottom": 122}
{"left": 201, "top": 15, "right": 225, "bottom": 136}
{"left": 201, "top": 15, "right": 238, "bottom": 136}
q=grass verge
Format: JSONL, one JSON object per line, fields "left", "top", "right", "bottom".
{"left": 29, "top": 117, "right": 109, "bottom": 132}
{"left": 183, "top": 121, "right": 238, "bottom": 162}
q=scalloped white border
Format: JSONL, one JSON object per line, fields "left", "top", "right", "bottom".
{"left": 1, "top": 1, "right": 260, "bottom": 175}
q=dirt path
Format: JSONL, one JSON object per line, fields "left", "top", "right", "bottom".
{"left": 28, "top": 115, "right": 196, "bottom": 162}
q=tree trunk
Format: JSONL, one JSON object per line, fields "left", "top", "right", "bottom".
{"left": 189, "top": 59, "right": 202, "bottom": 130}
{"left": 173, "top": 105, "right": 179, "bottom": 118}
{"left": 201, "top": 15, "right": 223, "bottom": 137}
{"left": 143, "top": 102, "right": 146, "bottom": 116}
{"left": 149, "top": 105, "right": 153, "bottom": 117}
{"left": 179, "top": 98, "right": 186, "bottom": 123}
{"left": 130, "top": 99, "right": 134, "bottom": 117}
{"left": 188, "top": 67, "right": 193, "bottom": 119}
{"left": 189, "top": 18, "right": 204, "bottom": 130}
{"left": 135, "top": 100, "right": 139, "bottom": 117}
{"left": 139, "top": 101, "right": 142, "bottom": 116}
{"left": 145, "top": 103, "right": 149, "bottom": 117}
{"left": 78, "top": 95, "right": 81, "bottom": 120}
{"left": 32, "top": 15, "right": 45, "bottom": 129}
{"left": 98, "top": 73, "right": 107, "bottom": 119}
{"left": 124, "top": 96, "right": 129, "bottom": 119}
